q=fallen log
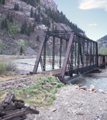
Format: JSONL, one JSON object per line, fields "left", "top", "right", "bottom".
{"left": 0, "top": 92, "right": 39, "bottom": 120}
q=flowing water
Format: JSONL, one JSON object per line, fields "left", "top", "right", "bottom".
{"left": 13, "top": 58, "right": 107, "bottom": 91}
{"left": 71, "top": 75, "right": 107, "bottom": 91}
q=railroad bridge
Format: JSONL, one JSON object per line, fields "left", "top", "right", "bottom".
{"left": 33, "top": 31, "right": 107, "bottom": 83}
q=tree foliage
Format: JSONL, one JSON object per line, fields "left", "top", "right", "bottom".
{"left": 20, "top": 22, "right": 35, "bottom": 36}
{"left": 0, "top": 40, "right": 3, "bottom": 54}
{"left": 30, "top": 7, "right": 33, "bottom": 17}
{"left": 0, "top": 0, "right": 5, "bottom": 4}
{"left": 21, "top": 0, "right": 39, "bottom": 7}
{"left": 18, "top": 39, "right": 25, "bottom": 55}
{"left": 98, "top": 44, "right": 107, "bottom": 55}
{"left": 14, "top": 3, "right": 19, "bottom": 11}
{"left": 0, "top": 18, "right": 8, "bottom": 30}
{"left": 45, "top": 8, "right": 84, "bottom": 33}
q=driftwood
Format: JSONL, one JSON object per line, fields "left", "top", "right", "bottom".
{"left": 0, "top": 92, "right": 39, "bottom": 120}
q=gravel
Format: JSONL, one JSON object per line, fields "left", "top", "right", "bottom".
{"left": 26, "top": 85, "right": 107, "bottom": 120}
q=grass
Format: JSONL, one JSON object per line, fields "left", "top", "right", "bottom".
{"left": 0, "top": 75, "right": 68, "bottom": 106}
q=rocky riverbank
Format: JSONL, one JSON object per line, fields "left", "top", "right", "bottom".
{"left": 29, "top": 84, "right": 107, "bottom": 120}
{"left": 0, "top": 74, "right": 107, "bottom": 120}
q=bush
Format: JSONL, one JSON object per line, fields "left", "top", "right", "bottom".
{"left": 55, "top": 83, "right": 64, "bottom": 88}
{"left": 0, "top": 62, "right": 6, "bottom": 75}
{"left": 3, "top": 61, "right": 18, "bottom": 72}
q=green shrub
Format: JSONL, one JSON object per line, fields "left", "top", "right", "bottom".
{"left": 0, "top": 62, "right": 6, "bottom": 75}
{"left": 3, "top": 61, "right": 18, "bottom": 72}
{"left": 52, "top": 88, "right": 57, "bottom": 94}
{"left": 55, "top": 83, "right": 64, "bottom": 88}
{"left": 32, "top": 81, "right": 41, "bottom": 90}
{"left": 43, "top": 86, "right": 50, "bottom": 92}
{"left": 43, "top": 77, "right": 49, "bottom": 82}
{"left": 46, "top": 94, "right": 55, "bottom": 105}
{"left": 47, "top": 76, "right": 55, "bottom": 82}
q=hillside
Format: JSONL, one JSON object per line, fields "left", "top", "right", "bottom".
{"left": 0, "top": 0, "right": 85, "bottom": 55}
{"left": 97, "top": 35, "right": 107, "bottom": 54}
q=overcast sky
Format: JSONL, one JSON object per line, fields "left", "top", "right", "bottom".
{"left": 53, "top": 0, "right": 107, "bottom": 41}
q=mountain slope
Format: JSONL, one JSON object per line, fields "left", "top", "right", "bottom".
{"left": 97, "top": 35, "right": 107, "bottom": 54}
{"left": 0, "top": 0, "right": 85, "bottom": 55}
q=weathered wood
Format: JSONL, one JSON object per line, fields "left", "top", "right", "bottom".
{"left": 13, "top": 99, "right": 24, "bottom": 103}
{"left": 4, "top": 91, "right": 14, "bottom": 104}
{"left": 2, "top": 109, "right": 26, "bottom": 120}
{"left": 0, "top": 92, "right": 39, "bottom": 120}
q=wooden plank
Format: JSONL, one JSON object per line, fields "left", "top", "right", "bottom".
{"left": 33, "top": 33, "right": 46, "bottom": 73}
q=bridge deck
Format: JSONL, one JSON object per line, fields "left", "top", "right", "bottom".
{"left": 37, "top": 63, "right": 96, "bottom": 77}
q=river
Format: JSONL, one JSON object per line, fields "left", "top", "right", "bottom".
{"left": 13, "top": 58, "right": 107, "bottom": 91}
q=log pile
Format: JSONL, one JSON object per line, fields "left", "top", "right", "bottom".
{"left": 0, "top": 92, "right": 39, "bottom": 120}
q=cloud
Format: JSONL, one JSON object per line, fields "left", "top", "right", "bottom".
{"left": 79, "top": 0, "right": 107, "bottom": 11}
{"left": 88, "top": 23, "right": 97, "bottom": 26}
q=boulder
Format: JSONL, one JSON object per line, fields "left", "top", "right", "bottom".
{"left": 89, "top": 85, "right": 95, "bottom": 91}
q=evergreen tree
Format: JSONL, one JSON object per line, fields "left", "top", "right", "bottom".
{"left": 7, "top": 13, "right": 10, "bottom": 20}
{"left": 31, "top": 24, "right": 35, "bottom": 32}
{"left": 27, "top": 27, "right": 30, "bottom": 36}
{"left": 30, "top": 7, "right": 33, "bottom": 17}
{"left": 38, "top": 7, "right": 40, "bottom": 13}
{"left": 14, "top": 3, "right": 19, "bottom": 11}
{"left": 9, "top": 15, "right": 13, "bottom": 23}
{"left": 21, "top": 21, "right": 27, "bottom": 34}
{"left": 2, "top": 0, "right": 5, "bottom": 4}
{"left": 4, "top": 18, "right": 8, "bottom": 30}
{"left": 1, "top": 20, "right": 4, "bottom": 29}
{"left": 36, "top": 35, "right": 39, "bottom": 43}
{"left": 20, "top": 46, "right": 23, "bottom": 55}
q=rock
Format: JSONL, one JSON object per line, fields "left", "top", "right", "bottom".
{"left": 76, "top": 110, "right": 84, "bottom": 115}
{"left": 27, "top": 95, "right": 29, "bottom": 98}
{"left": 79, "top": 86, "right": 87, "bottom": 90}
{"left": 99, "top": 89, "right": 104, "bottom": 93}
{"left": 51, "top": 108, "right": 57, "bottom": 112}
{"left": 75, "top": 85, "right": 79, "bottom": 89}
{"left": 89, "top": 85, "right": 95, "bottom": 91}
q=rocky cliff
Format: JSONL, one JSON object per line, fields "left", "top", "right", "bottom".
{"left": 40, "top": 0, "right": 57, "bottom": 12}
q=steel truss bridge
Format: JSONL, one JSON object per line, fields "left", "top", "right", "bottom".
{"left": 33, "top": 31, "right": 107, "bottom": 83}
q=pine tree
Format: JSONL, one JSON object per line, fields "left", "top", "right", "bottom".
{"left": 14, "top": 3, "right": 19, "bottom": 11}
{"left": 36, "top": 35, "right": 39, "bottom": 42}
{"left": 30, "top": 7, "right": 33, "bottom": 17}
{"left": 9, "top": 15, "right": 13, "bottom": 23}
{"left": 38, "top": 7, "right": 40, "bottom": 13}
{"left": 20, "top": 46, "right": 23, "bottom": 55}
{"left": 7, "top": 13, "right": 10, "bottom": 20}
{"left": 27, "top": 26, "right": 30, "bottom": 36}
{"left": 2, "top": 0, "right": 5, "bottom": 4}
{"left": 1, "top": 20, "right": 4, "bottom": 29}
{"left": 4, "top": 18, "right": 8, "bottom": 30}
{"left": 31, "top": 24, "right": 35, "bottom": 32}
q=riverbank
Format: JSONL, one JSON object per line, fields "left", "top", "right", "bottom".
{"left": 0, "top": 73, "right": 107, "bottom": 120}
{"left": 31, "top": 84, "right": 107, "bottom": 120}
{"left": 0, "top": 55, "right": 37, "bottom": 61}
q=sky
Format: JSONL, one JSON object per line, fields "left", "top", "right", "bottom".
{"left": 53, "top": 0, "right": 107, "bottom": 41}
